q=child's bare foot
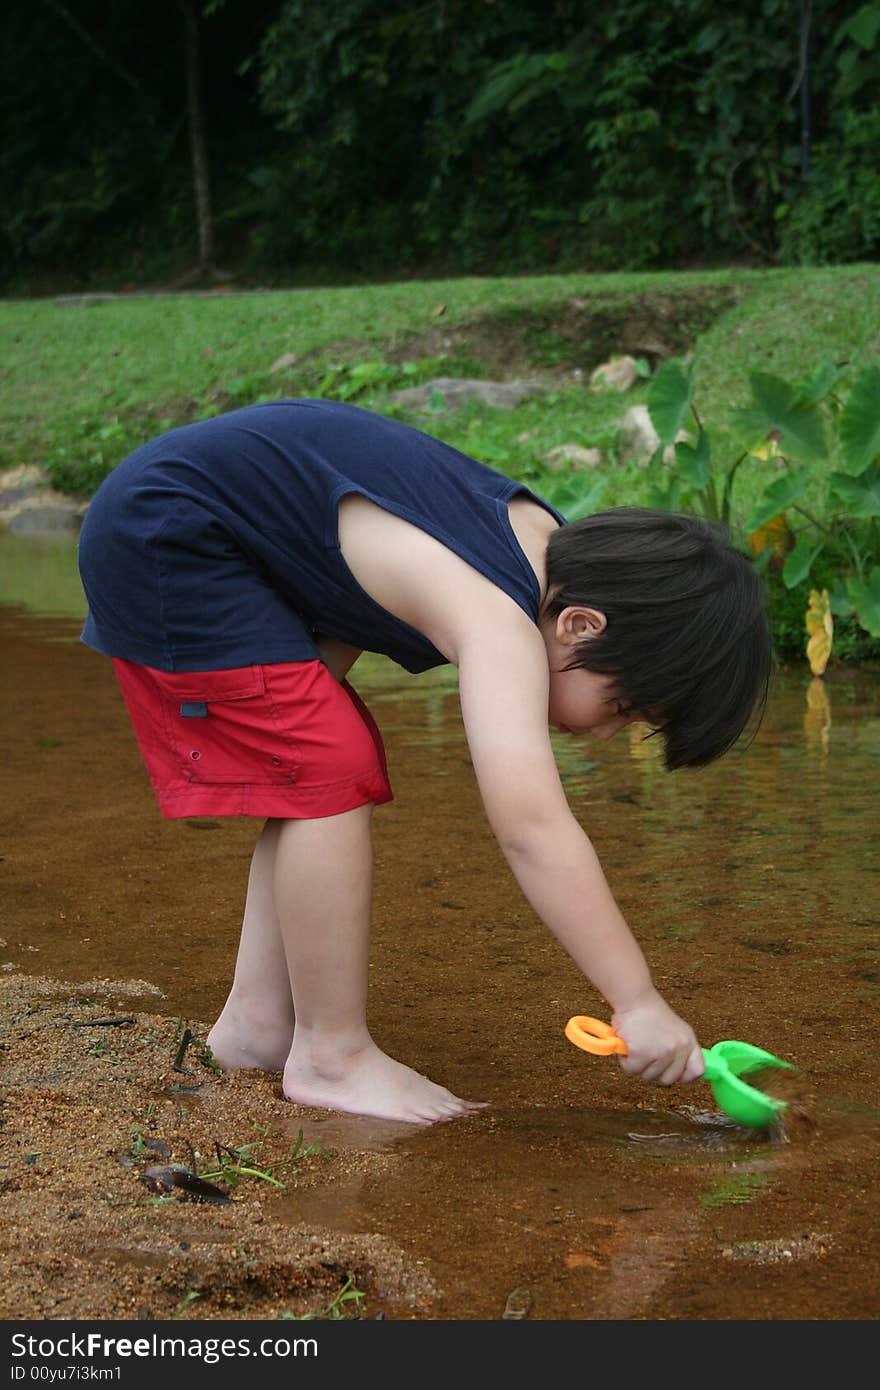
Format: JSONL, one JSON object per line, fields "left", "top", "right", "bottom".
{"left": 207, "top": 1002, "right": 294, "bottom": 1073}
{"left": 283, "top": 1036, "right": 486, "bottom": 1124}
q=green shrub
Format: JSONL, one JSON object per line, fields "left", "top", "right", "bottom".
{"left": 778, "top": 110, "right": 880, "bottom": 266}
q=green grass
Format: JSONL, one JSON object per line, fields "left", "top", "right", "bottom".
{"left": 4, "top": 265, "right": 878, "bottom": 496}
{"left": 3, "top": 264, "right": 879, "bottom": 662}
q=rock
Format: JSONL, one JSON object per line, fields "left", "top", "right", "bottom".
{"left": 269, "top": 352, "right": 298, "bottom": 374}
{"left": 53, "top": 294, "right": 119, "bottom": 307}
{"left": 616, "top": 405, "right": 692, "bottom": 467}
{"left": 388, "top": 377, "right": 546, "bottom": 412}
{"left": 0, "top": 466, "right": 85, "bottom": 535}
{"left": 589, "top": 355, "right": 640, "bottom": 393}
{"left": 0, "top": 464, "right": 47, "bottom": 507}
{"left": 617, "top": 405, "right": 660, "bottom": 465}
{"left": 543, "top": 444, "right": 603, "bottom": 473}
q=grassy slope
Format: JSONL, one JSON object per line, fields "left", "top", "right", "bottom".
{"left": 3, "top": 265, "right": 877, "bottom": 481}
{"left": 2, "top": 265, "right": 878, "bottom": 660}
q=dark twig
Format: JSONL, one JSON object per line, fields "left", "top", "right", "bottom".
{"left": 72, "top": 1016, "right": 136, "bottom": 1028}
{"left": 172, "top": 1027, "right": 193, "bottom": 1073}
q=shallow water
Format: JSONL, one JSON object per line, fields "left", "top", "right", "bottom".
{"left": 2, "top": 536, "right": 879, "bottom": 1319}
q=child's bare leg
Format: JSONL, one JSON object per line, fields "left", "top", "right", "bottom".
{"left": 277, "top": 805, "right": 484, "bottom": 1123}
{"left": 207, "top": 819, "right": 296, "bottom": 1071}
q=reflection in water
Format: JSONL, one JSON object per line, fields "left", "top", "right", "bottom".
{"left": 699, "top": 1168, "right": 770, "bottom": 1208}
{"left": 0, "top": 532, "right": 87, "bottom": 620}
{"left": 804, "top": 676, "right": 832, "bottom": 758}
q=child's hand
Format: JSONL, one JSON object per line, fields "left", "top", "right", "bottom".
{"left": 611, "top": 990, "right": 704, "bottom": 1086}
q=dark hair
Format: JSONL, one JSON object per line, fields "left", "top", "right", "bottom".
{"left": 543, "top": 508, "right": 772, "bottom": 770}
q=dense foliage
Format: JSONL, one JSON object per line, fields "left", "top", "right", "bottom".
{"left": 2, "top": 1, "right": 878, "bottom": 290}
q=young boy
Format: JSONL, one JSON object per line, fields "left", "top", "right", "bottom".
{"left": 77, "top": 398, "right": 770, "bottom": 1124}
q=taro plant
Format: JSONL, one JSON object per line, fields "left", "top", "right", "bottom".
{"left": 537, "top": 469, "right": 608, "bottom": 523}
{"left": 643, "top": 355, "right": 880, "bottom": 667}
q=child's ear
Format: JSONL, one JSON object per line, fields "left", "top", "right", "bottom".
{"left": 556, "top": 606, "right": 607, "bottom": 646}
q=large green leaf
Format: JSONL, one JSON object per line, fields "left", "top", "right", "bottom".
{"left": 846, "top": 567, "right": 880, "bottom": 638}
{"left": 782, "top": 537, "right": 823, "bottom": 589}
{"left": 840, "top": 5, "right": 880, "bottom": 48}
{"left": 673, "top": 431, "right": 712, "bottom": 491}
{"left": 746, "top": 470, "right": 808, "bottom": 531}
{"left": 839, "top": 366, "right": 880, "bottom": 476}
{"left": 647, "top": 359, "right": 694, "bottom": 447}
{"left": 795, "top": 358, "right": 846, "bottom": 404}
{"left": 645, "top": 478, "right": 681, "bottom": 511}
{"left": 733, "top": 372, "right": 828, "bottom": 461}
{"left": 829, "top": 462, "right": 880, "bottom": 517}
{"left": 826, "top": 578, "right": 853, "bottom": 619}
{"left": 543, "top": 475, "right": 607, "bottom": 521}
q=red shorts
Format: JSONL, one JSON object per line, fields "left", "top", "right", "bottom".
{"left": 111, "top": 658, "right": 393, "bottom": 820}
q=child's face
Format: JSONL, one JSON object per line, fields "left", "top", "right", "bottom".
{"left": 542, "top": 604, "right": 655, "bottom": 742}
{"left": 547, "top": 665, "right": 647, "bottom": 742}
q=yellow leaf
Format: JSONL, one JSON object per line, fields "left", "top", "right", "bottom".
{"left": 748, "top": 430, "right": 783, "bottom": 462}
{"left": 805, "top": 588, "right": 833, "bottom": 676}
{"left": 749, "top": 511, "right": 791, "bottom": 561}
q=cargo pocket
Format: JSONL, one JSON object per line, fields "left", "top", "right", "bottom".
{"left": 158, "top": 666, "right": 301, "bottom": 786}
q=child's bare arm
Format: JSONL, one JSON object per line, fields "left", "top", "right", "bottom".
{"left": 457, "top": 616, "right": 703, "bottom": 1086}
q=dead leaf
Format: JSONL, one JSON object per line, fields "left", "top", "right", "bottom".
{"left": 805, "top": 588, "right": 833, "bottom": 676}
{"left": 140, "top": 1164, "right": 231, "bottom": 1205}
{"left": 749, "top": 511, "right": 791, "bottom": 565}
{"left": 430, "top": 303, "right": 447, "bottom": 317}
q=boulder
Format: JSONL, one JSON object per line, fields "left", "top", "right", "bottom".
{"left": 616, "top": 405, "right": 692, "bottom": 467}
{"left": 0, "top": 464, "right": 85, "bottom": 534}
{"left": 543, "top": 444, "right": 603, "bottom": 473}
{"left": 589, "top": 355, "right": 640, "bottom": 393}
{"left": 616, "top": 405, "right": 660, "bottom": 465}
{"left": 0, "top": 464, "right": 47, "bottom": 507}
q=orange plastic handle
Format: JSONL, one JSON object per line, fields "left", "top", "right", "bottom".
{"left": 565, "top": 1015, "right": 629, "bottom": 1057}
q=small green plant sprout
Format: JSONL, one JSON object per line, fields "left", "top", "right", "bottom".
{"left": 199, "top": 1128, "right": 321, "bottom": 1192}
{"left": 172, "top": 1291, "right": 202, "bottom": 1320}
{"left": 171, "top": 1021, "right": 222, "bottom": 1075}
{"left": 645, "top": 355, "right": 880, "bottom": 664}
{"left": 315, "top": 354, "right": 454, "bottom": 405}
{"left": 194, "top": 1038, "right": 222, "bottom": 1074}
{"left": 128, "top": 1102, "right": 159, "bottom": 1158}
{"left": 281, "top": 1276, "right": 366, "bottom": 1321}
{"left": 317, "top": 358, "right": 402, "bottom": 401}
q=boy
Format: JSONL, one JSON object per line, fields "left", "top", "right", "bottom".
{"left": 77, "top": 398, "right": 770, "bottom": 1124}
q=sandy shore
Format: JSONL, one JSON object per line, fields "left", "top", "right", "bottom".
{"left": 0, "top": 971, "right": 435, "bottom": 1321}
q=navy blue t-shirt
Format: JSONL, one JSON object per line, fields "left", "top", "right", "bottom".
{"left": 78, "top": 399, "right": 565, "bottom": 673}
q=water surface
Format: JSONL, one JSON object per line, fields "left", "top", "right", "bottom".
{"left": 2, "top": 535, "right": 878, "bottom": 1318}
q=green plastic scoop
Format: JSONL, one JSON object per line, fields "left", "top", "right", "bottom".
{"left": 565, "top": 1016, "right": 796, "bottom": 1128}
